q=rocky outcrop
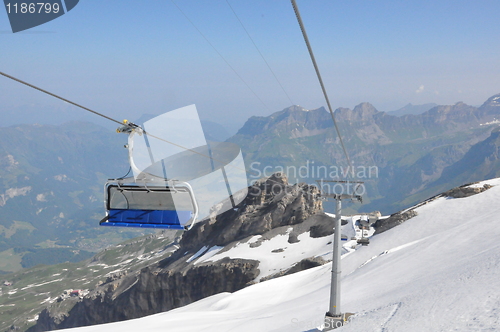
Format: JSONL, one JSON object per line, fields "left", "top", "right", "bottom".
{"left": 169, "top": 173, "right": 322, "bottom": 254}
{"left": 284, "top": 257, "right": 326, "bottom": 276}
{"left": 28, "top": 173, "right": 326, "bottom": 331}
{"left": 373, "top": 210, "right": 418, "bottom": 235}
{"left": 479, "top": 93, "right": 500, "bottom": 120}
{"left": 443, "top": 183, "right": 492, "bottom": 198}
{"left": 259, "top": 256, "right": 327, "bottom": 282}
{"left": 236, "top": 106, "right": 332, "bottom": 139}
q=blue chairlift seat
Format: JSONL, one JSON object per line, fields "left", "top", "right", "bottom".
{"left": 99, "top": 179, "right": 198, "bottom": 230}
{"left": 101, "top": 209, "right": 193, "bottom": 230}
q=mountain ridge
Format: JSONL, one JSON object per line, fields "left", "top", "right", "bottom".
{"left": 230, "top": 93, "right": 500, "bottom": 214}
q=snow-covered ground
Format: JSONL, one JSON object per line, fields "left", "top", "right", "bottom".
{"left": 188, "top": 214, "right": 374, "bottom": 280}
{"left": 61, "top": 178, "right": 500, "bottom": 332}
{"left": 197, "top": 230, "right": 332, "bottom": 280}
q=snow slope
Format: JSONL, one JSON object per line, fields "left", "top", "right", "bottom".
{"left": 61, "top": 178, "right": 500, "bottom": 332}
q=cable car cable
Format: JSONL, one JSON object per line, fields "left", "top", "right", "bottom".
{"left": 290, "top": 0, "right": 353, "bottom": 170}
{"left": 0, "top": 70, "right": 243, "bottom": 172}
{"left": 171, "top": 0, "right": 271, "bottom": 113}
{"left": 0, "top": 71, "right": 123, "bottom": 126}
{"left": 226, "top": 0, "right": 295, "bottom": 107}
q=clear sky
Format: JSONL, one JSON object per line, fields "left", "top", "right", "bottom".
{"left": 1, "top": 0, "right": 500, "bottom": 133}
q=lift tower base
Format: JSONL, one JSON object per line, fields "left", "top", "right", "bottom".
{"left": 323, "top": 312, "right": 355, "bottom": 331}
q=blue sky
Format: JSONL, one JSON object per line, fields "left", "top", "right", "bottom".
{"left": 1, "top": 0, "right": 500, "bottom": 133}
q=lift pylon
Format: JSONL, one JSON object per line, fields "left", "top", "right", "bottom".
{"left": 316, "top": 180, "right": 363, "bottom": 330}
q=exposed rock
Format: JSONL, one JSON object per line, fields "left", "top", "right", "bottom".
{"left": 284, "top": 257, "right": 326, "bottom": 276}
{"left": 30, "top": 258, "right": 259, "bottom": 332}
{"left": 171, "top": 172, "right": 322, "bottom": 254}
{"left": 309, "top": 218, "right": 335, "bottom": 238}
{"left": 373, "top": 210, "right": 418, "bottom": 235}
{"left": 103, "top": 271, "right": 127, "bottom": 285}
{"left": 443, "top": 183, "right": 492, "bottom": 198}
{"left": 259, "top": 256, "right": 327, "bottom": 282}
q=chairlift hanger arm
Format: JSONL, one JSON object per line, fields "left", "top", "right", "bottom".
{"left": 116, "top": 120, "right": 141, "bottom": 134}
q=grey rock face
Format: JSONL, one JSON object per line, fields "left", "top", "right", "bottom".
{"left": 373, "top": 210, "right": 418, "bottom": 235}
{"left": 284, "top": 257, "right": 326, "bottom": 276}
{"left": 443, "top": 184, "right": 492, "bottom": 198}
{"left": 259, "top": 256, "right": 327, "bottom": 282}
{"left": 31, "top": 258, "right": 259, "bottom": 331}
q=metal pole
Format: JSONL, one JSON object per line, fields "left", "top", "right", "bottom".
{"left": 328, "top": 197, "right": 342, "bottom": 316}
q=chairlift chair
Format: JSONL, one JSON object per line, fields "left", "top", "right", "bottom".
{"left": 357, "top": 237, "right": 370, "bottom": 246}
{"left": 100, "top": 105, "right": 247, "bottom": 231}
{"left": 99, "top": 176, "right": 199, "bottom": 230}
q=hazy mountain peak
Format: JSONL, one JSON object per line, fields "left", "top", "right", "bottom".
{"left": 334, "top": 102, "right": 379, "bottom": 122}
{"left": 480, "top": 93, "right": 500, "bottom": 108}
{"left": 283, "top": 105, "right": 309, "bottom": 112}
{"left": 234, "top": 105, "right": 332, "bottom": 138}
{"left": 353, "top": 102, "right": 378, "bottom": 114}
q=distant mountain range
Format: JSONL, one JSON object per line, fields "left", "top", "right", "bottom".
{"left": 229, "top": 93, "right": 500, "bottom": 214}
